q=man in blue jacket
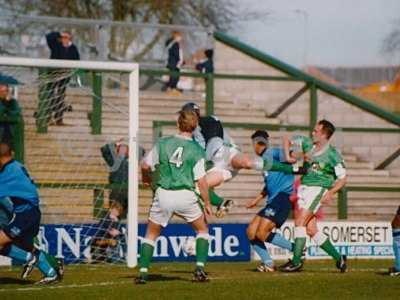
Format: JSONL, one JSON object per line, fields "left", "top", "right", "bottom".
{"left": 0, "top": 77, "right": 22, "bottom": 148}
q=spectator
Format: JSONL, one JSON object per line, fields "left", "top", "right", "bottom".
{"left": 90, "top": 201, "right": 124, "bottom": 263}
{"left": 195, "top": 49, "right": 214, "bottom": 74}
{"left": 101, "top": 140, "right": 129, "bottom": 216}
{"left": 90, "top": 140, "right": 145, "bottom": 262}
{"left": 165, "top": 31, "right": 184, "bottom": 96}
{"left": 0, "top": 78, "right": 22, "bottom": 149}
{"left": 88, "top": 140, "right": 129, "bottom": 263}
{"left": 45, "top": 31, "right": 80, "bottom": 126}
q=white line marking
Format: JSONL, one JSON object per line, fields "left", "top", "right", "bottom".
{"left": 0, "top": 280, "right": 132, "bottom": 293}
{"left": 0, "top": 267, "right": 390, "bottom": 293}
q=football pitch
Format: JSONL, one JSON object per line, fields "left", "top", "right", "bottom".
{"left": 0, "top": 260, "right": 398, "bottom": 300}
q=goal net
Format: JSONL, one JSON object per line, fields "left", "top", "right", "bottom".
{"left": 0, "top": 57, "right": 139, "bottom": 267}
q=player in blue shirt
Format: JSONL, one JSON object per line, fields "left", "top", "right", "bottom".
{"left": 0, "top": 142, "right": 62, "bottom": 284}
{"left": 389, "top": 206, "right": 400, "bottom": 276}
{"left": 246, "top": 130, "right": 303, "bottom": 272}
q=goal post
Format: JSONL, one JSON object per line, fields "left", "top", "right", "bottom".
{"left": 127, "top": 66, "right": 139, "bottom": 268}
{"left": 0, "top": 56, "right": 139, "bottom": 267}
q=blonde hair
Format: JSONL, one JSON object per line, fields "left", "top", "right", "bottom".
{"left": 178, "top": 110, "right": 198, "bottom": 133}
{"left": 172, "top": 31, "right": 182, "bottom": 39}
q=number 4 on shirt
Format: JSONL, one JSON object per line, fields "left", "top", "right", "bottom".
{"left": 169, "top": 147, "right": 184, "bottom": 168}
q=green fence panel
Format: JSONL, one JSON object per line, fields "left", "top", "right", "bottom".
{"left": 91, "top": 72, "right": 102, "bottom": 135}
{"left": 309, "top": 84, "right": 318, "bottom": 136}
{"left": 337, "top": 188, "right": 348, "bottom": 219}
{"left": 206, "top": 73, "right": 214, "bottom": 116}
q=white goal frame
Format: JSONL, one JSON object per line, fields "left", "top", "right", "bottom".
{"left": 0, "top": 57, "right": 140, "bottom": 268}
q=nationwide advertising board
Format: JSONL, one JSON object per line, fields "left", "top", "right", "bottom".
{"left": 28, "top": 223, "right": 251, "bottom": 264}
{"left": 0, "top": 222, "right": 395, "bottom": 266}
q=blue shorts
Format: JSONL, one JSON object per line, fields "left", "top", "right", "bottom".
{"left": 3, "top": 205, "right": 41, "bottom": 251}
{"left": 257, "top": 192, "right": 291, "bottom": 228}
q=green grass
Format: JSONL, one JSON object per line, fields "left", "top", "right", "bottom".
{"left": 0, "top": 260, "right": 398, "bottom": 300}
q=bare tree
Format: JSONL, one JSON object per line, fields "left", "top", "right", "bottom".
{"left": 382, "top": 19, "right": 400, "bottom": 62}
{"left": 0, "top": 0, "right": 269, "bottom": 61}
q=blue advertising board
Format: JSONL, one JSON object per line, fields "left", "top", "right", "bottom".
{"left": 35, "top": 223, "right": 251, "bottom": 264}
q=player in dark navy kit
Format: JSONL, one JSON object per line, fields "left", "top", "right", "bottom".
{"left": 179, "top": 102, "right": 254, "bottom": 217}
{"left": 0, "top": 142, "right": 63, "bottom": 284}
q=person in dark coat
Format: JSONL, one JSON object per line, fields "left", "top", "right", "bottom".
{"left": 0, "top": 78, "right": 22, "bottom": 149}
{"left": 101, "top": 140, "right": 129, "bottom": 214}
{"left": 45, "top": 31, "right": 80, "bottom": 125}
{"left": 165, "top": 31, "right": 184, "bottom": 96}
{"left": 195, "top": 49, "right": 214, "bottom": 74}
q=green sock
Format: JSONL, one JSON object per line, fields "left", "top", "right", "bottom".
{"left": 209, "top": 190, "right": 224, "bottom": 207}
{"left": 44, "top": 252, "right": 58, "bottom": 270}
{"left": 320, "top": 239, "right": 341, "bottom": 261}
{"left": 292, "top": 237, "right": 306, "bottom": 265}
{"left": 195, "top": 235, "right": 209, "bottom": 269}
{"left": 139, "top": 240, "right": 155, "bottom": 274}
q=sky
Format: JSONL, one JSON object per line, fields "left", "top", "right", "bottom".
{"left": 232, "top": 0, "right": 400, "bottom": 67}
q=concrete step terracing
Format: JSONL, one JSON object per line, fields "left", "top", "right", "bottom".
{"left": 14, "top": 88, "right": 400, "bottom": 223}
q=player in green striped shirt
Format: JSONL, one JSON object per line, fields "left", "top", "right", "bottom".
{"left": 281, "top": 120, "right": 348, "bottom": 273}
{"left": 136, "top": 110, "right": 212, "bottom": 284}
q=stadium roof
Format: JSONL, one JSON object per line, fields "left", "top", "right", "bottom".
{"left": 305, "top": 66, "right": 400, "bottom": 89}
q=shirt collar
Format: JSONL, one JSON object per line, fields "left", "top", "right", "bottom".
{"left": 175, "top": 134, "right": 192, "bottom": 141}
{"left": 0, "top": 159, "right": 15, "bottom": 173}
{"left": 259, "top": 147, "right": 267, "bottom": 157}
{"left": 312, "top": 143, "right": 330, "bottom": 157}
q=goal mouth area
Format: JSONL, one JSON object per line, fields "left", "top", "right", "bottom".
{"left": 0, "top": 57, "right": 139, "bottom": 267}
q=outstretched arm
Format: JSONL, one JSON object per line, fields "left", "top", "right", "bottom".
{"left": 141, "top": 162, "right": 152, "bottom": 187}
{"left": 246, "top": 190, "right": 266, "bottom": 209}
{"left": 321, "top": 177, "right": 347, "bottom": 205}
{"left": 283, "top": 136, "right": 295, "bottom": 163}
{"left": 100, "top": 143, "right": 116, "bottom": 167}
{"left": 141, "top": 144, "right": 159, "bottom": 187}
{"left": 46, "top": 31, "right": 61, "bottom": 50}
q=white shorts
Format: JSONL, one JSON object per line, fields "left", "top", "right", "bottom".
{"left": 149, "top": 187, "right": 203, "bottom": 227}
{"left": 297, "top": 185, "right": 327, "bottom": 214}
{"left": 208, "top": 144, "right": 241, "bottom": 181}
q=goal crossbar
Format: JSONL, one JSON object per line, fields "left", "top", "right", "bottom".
{"left": 0, "top": 56, "right": 138, "bottom": 72}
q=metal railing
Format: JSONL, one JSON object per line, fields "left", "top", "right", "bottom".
{"left": 152, "top": 120, "right": 400, "bottom": 219}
